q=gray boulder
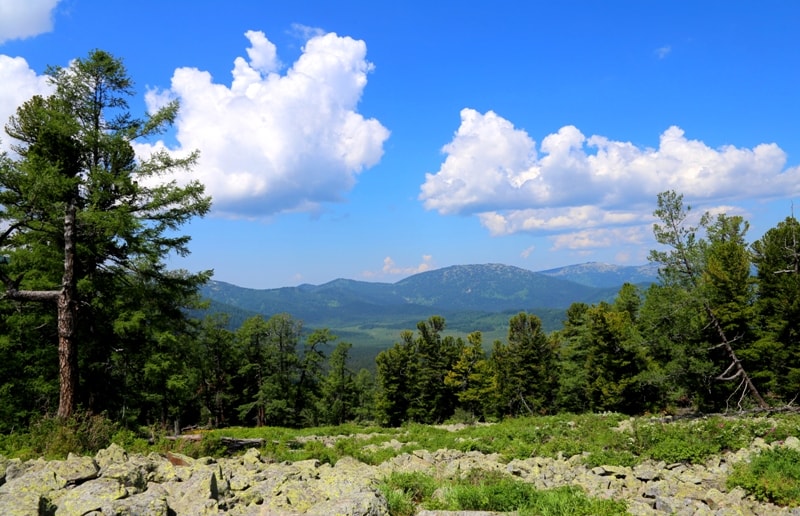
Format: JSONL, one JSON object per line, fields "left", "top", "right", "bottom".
{"left": 1, "top": 435, "right": 799, "bottom": 515}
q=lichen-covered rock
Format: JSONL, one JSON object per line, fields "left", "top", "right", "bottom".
{"left": 104, "top": 483, "right": 171, "bottom": 516}
{"left": 163, "top": 464, "right": 222, "bottom": 515}
{"left": 0, "top": 455, "right": 8, "bottom": 485}
{"left": 2, "top": 436, "right": 800, "bottom": 515}
{"left": 0, "top": 461, "right": 68, "bottom": 496}
{"left": 53, "top": 453, "right": 100, "bottom": 485}
{"left": 4, "top": 456, "right": 49, "bottom": 482}
{"left": 0, "top": 489, "right": 56, "bottom": 516}
{"left": 100, "top": 459, "right": 149, "bottom": 493}
{"left": 94, "top": 443, "right": 128, "bottom": 470}
{"left": 53, "top": 478, "right": 127, "bottom": 515}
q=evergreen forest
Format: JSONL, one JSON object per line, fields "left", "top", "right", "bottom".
{"left": 1, "top": 51, "right": 799, "bottom": 436}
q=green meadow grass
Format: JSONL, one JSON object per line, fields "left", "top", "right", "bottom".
{"left": 378, "top": 469, "right": 628, "bottom": 516}
{"left": 3, "top": 410, "right": 799, "bottom": 508}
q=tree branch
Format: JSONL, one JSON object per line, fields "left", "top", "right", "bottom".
{"left": 715, "top": 360, "right": 738, "bottom": 380}
{"left": 3, "top": 288, "right": 59, "bottom": 302}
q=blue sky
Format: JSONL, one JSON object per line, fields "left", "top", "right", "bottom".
{"left": 2, "top": 1, "right": 800, "bottom": 288}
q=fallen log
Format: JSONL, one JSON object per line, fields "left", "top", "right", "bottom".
{"left": 220, "top": 437, "right": 265, "bottom": 451}
{"left": 165, "top": 434, "right": 203, "bottom": 441}
{"left": 164, "top": 434, "right": 265, "bottom": 452}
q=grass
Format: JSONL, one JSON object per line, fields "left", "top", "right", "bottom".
{"left": 378, "top": 469, "right": 628, "bottom": 516}
{"left": 5, "top": 410, "right": 798, "bottom": 467}
{"left": 630, "top": 414, "right": 796, "bottom": 464}
{"left": 727, "top": 446, "right": 800, "bottom": 507}
{"left": 2, "top": 410, "right": 800, "bottom": 508}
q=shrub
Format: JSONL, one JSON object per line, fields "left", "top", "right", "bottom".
{"left": 10, "top": 412, "right": 119, "bottom": 459}
{"left": 110, "top": 427, "right": 150, "bottom": 454}
{"left": 382, "top": 471, "right": 439, "bottom": 502}
{"left": 377, "top": 471, "right": 438, "bottom": 516}
{"left": 441, "top": 469, "right": 536, "bottom": 511}
{"left": 379, "top": 468, "right": 627, "bottom": 515}
{"left": 632, "top": 419, "right": 720, "bottom": 463}
{"left": 727, "top": 446, "right": 800, "bottom": 507}
{"left": 585, "top": 449, "right": 637, "bottom": 468}
{"left": 432, "top": 469, "right": 627, "bottom": 515}
{"left": 518, "top": 486, "right": 628, "bottom": 516}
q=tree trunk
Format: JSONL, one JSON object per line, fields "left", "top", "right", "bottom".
{"left": 56, "top": 201, "right": 78, "bottom": 419}
{"left": 1, "top": 203, "right": 77, "bottom": 418}
{"left": 664, "top": 202, "right": 768, "bottom": 410}
{"left": 706, "top": 307, "right": 768, "bottom": 409}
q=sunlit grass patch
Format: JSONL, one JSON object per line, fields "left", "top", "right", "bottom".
{"left": 189, "top": 411, "right": 800, "bottom": 470}
{"left": 727, "top": 446, "right": 800, "bottom": 507}
{"left": 378, "top": 468, "right": 627, "bottom": 516}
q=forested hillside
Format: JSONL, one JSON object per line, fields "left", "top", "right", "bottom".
{"left": 0, "top": 50, "right": 798, "bottom": 435}
{"left": 196, "top": 262, "right": 651, "bottom": 351}
{"left": 3, "top": 189, "right": 799, "bottom": 431}
{"left": 198, "top": 262, "right": 636, "bottom": 324}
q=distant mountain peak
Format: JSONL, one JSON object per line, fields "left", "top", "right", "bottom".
{"left": 198, "top": 261, "right": 661, "bottom": 351}
{"left": 537, "top": 262, "right": 658, "bottom": 288}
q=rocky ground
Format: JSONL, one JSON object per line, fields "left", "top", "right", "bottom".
{"left": 1, "top": 435, "right": 799, "bottom": 515}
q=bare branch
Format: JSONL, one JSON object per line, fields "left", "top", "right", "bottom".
{"left": 724, "top": 378, "right": 747, "bottom": 412}
{"left": 716, "top": 368, "right": 743, "bottom": 382}
{"left": 3, "top": 289, "right": 59, "bottom": 302}
{"left": 715, "top": 360, "right": 739, "bottom": 380}
{"left": 737, "top": 378, "right": 750, "bottom": 410}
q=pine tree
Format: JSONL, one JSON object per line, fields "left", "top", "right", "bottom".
{"left": 444, "top": 331, "right": 493, "bottom": 419}
{"left": 649, "top": 191, "right": 766, "bottom": 409}
{"left": 750, "top": 216, "right": 800, "bottom": 400}
{"left": 490, "top": 312, "right": 558, "bottom": 416}
{"left": 318, "top": 341, "right": 357, "bottom": 425}
{"left": 0, "top": 50, "right": 210, "bottom": 418}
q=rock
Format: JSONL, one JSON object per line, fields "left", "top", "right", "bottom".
{"left": 241, "top": 447, "right": 263, "bottom": 469}
{"left": 0, "top": 455, "right": 8, "bottom": 485}
{"left": 53, "top": 478, "right": 127, "bottom": 515}
{"left": 0, "top": 461, "right": 68, "bottom": 497}
{"left": 94, "top": 442, "right": 128, "bottom": 470}
{"left": 101, "top": 459, "right": 149, "bottom": 492}
{"left": 52, "top": 453, "right": 99, "bottom": 485}
{"left": 106, "top": 483, "right": 171, "bottom": 516}
{"left": 597, "top": 464, "right": 630, "bottom": 477}
{"left": 702, "top": 487, "right": 725, "bottom": 509}
{"left": 0, "top": 490, "right": 57, "bottom": 516}
{"left": 4, "top": 457, "right": 44, "bottom": 482}
{"left": 306, "top": 494, "right": 388, "bottom": 516}
{"left": 230, "top": 466, "right": 290, "bottom": 507}
{"left": 3, "top": 437, "right": 800, "bottom": 515}
{"left": 633, "top": 464, "right": 661, "bottom": 481}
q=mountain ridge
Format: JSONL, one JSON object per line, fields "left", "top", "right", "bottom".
{"left": 538, "top": 261, "right": 661, "bottom": 288}
{"left": 198, "top": 262, "right": 659, "bottom": 353}
{"left": 200, "top": 262, "right": 658, "bottom": 322}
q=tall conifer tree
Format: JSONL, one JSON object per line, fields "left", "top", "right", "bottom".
{"left": 0, "top": 50, "right": 210, "bottom": 418}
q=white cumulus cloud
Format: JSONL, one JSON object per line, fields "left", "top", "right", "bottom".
{"left": 520, "top": 245, "right": 536, "bottom": 259}
{"left": 382, "top": 255, "right": 433, "bottom": 275}
{"left": 421, "top": 108, "right": 794, "bottom": 237}
{"left": 550, "top": 227, "right": 649, "bottom": 251}
{"left": 138, "top": 30, "right": 390, "bottom": 217}
{"left": 0, "top": 0, "right": 61, "bottom": 44}
{"left": 0, "top": 55, "right": 54, "bottom": 153}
